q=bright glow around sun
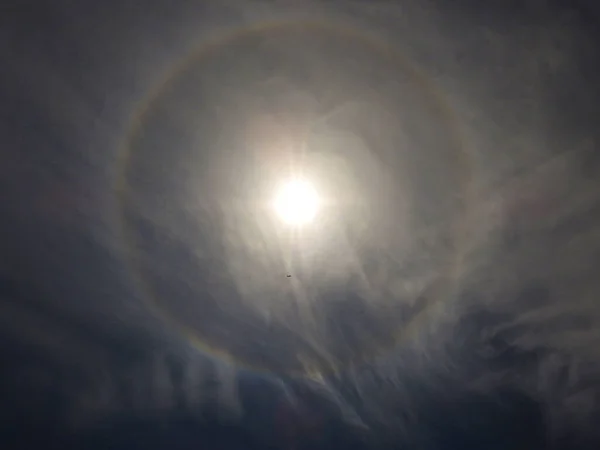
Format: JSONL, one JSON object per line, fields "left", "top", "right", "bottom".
{"left": 273, "top": 178, "right": 320, "bottom": 226}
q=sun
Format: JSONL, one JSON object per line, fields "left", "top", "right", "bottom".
{"left": 272, "top": 178, "right": 320, "bottom": 226}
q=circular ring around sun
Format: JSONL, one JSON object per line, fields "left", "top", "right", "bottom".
{"left": 115, "top": 16, "right": 476, "bottom": 378}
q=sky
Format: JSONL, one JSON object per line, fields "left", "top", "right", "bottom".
{"left": 1, "top": 0, "right": 600, "bottom": 449}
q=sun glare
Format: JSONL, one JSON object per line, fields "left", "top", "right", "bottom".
{"left": 273, "top": 178, "right": 320, "bottom": 226}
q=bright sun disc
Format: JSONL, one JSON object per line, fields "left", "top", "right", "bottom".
{"left": 273, "top": 178, "right": 320, "bottom": 226}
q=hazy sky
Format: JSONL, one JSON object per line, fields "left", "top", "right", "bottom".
{"left": 1, "top": 1, "right": 600, "bottom": 449}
